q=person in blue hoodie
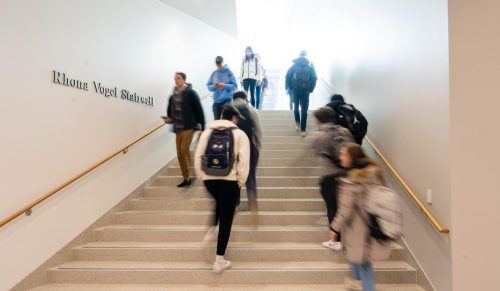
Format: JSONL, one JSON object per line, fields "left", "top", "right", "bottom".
{"left": 207, "top": 56, "right": 238, "bottom": 120}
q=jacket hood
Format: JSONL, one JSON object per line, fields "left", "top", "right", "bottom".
{"left": 233, "top": 98, "right": 248, "bottom": 107}
{"left": 347, "top": 163, "right": 385, "bottom": 185}
{"left": 208, "top": 119, "right": 238, "bottom": 130}
{"left": 293, "top": 56, "right": 310, "bottom": 66}
{"left": 217, "top": 65, "right": 230, "bottom": 73}
{"left": 172, "top": 83, "right": 193, "bottom": 94}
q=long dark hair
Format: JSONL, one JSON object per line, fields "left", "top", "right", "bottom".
{"left": 244, "top": 46, "right": 254, "bottom": 61}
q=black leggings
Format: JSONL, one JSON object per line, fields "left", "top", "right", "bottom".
{"left": 204, "top": 180, "right": 240, "bottom": 255}
{"left": 320, "top": 174, "right": 341, "bottom": 241}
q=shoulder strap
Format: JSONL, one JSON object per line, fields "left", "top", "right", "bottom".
{"left": 214, "top": 126, "right": 238, "bottom": 131}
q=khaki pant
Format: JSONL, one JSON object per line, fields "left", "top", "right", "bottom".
{"left": 176, "top": 129, "right": 196, "bottom": 179}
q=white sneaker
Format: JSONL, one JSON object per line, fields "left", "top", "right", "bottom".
{"left": 344, "top": 276, "right": 363, "bottom": 290}
{"left": 295, "top": 124, "right": 300, "bottom": 131}
{"left": 301, "top": 131, "right": 307, "bottom": 137}
{"left": 213, "top": 260, "right": 232, "bottom": 273}
{"left": 322, "top": 240, "right": 342, "bottom": 251}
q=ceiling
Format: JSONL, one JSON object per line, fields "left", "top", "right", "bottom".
{"left": 159, "top": 0, "right": 238, "bottom": 37}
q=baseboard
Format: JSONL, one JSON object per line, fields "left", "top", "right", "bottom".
{"left": 400, "top": 236, "right": 437, "bottom": 291}
{"left": 10, "top": 164, "right": 170, "bottom": 291}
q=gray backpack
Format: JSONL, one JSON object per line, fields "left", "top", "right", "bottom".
{"left": 362, "top": 185, "right": 403, "bottom": 241}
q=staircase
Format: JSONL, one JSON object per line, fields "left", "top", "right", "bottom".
{"left": 30, "top": 110, "right": 424, "bottom": 291}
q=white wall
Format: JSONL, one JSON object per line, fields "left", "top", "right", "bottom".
{"left": 292, "top": 0, "right": 451, "bottom": 290}
{"left": 0, "top": 0, "right": 237, "bottom": 289}
{"left": 449, "top": 1, "right": 500, "bottom": 290}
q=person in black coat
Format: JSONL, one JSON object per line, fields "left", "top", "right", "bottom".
{"left": 164, "top": 72, "right": 206, "bottom": 187}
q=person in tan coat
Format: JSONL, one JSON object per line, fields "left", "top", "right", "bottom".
{"left": 330, "top": 143, "right": 391, "bottom": 291}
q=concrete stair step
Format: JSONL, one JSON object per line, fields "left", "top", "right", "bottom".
{"left": 185, "top": 150, "right": 315, "bottom": 158}
{"left": 252, "top": 150, "right": 319, "bottom": 158}
{"left": 48, "top": 261, "right": 416, "bottom": 285}
{"left": 262, "top": 124, "right": 313, "bottom": 130}
{"left": 129, "top": 198, "right": 325, "bottom": 211}
{"left": 73, "top": 242, "right": 404, "bottom": 262}
{"left": 174, "top": 158, "right": 320, "bottom": 167}
{"left": 114, "top": 210, "right": 327, "bottom": 226}
{"left": 164, "top": 166, "right": 323, "bottom": 176}
{"left": 261, "top": 136, "right": 311, "bottom": 143}
{"left": 93, "top": 225, "right": 330, "bottom": 242}
{"left": 258, "top": 115, "right": 315, "bottom": 120}
{"left": 155, "top": 176, "right": 320, "bottom": 187}
{"left": 30, "top": 283, "right": 425, "bottom": 291}
{"left": 259, "top": 120, "right": 314, "bottom": 126}
{"left": 143, "top": 186, "right": 321, "bottom": 199}
{"left": 262, "top": 130, "right": 314, "bottom": 137}
{"left": 259, "top": 109, "right": 312, "bottom": 116}
{"left": 259, "top": 143, "right": 308, "bottom": 150}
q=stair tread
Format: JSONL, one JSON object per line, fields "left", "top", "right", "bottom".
{"left": 51, "top": 260, "right": 415, "bottom": 271}
{"left": 158, "top": 176, "right": 321, "bottom": 178}
{"left": 77, "top": 241, "right": 403, "bottom": 250}
{"left": 96, "top": 225, "right": 328, "bottom": 231}
{"left": 167, "top": 166, "right": 322, "bottom": 168}
{"left": 115, "top": 210, "right": 325, "bottom": 215}
{"left": 131, "top": 198, "right": 324, "bottom": 202}
{"left": 30, "top": 283, "right": 425, "bottom": 291}
{"left": 144, "top": 186, "right": 320, "bottom": 190}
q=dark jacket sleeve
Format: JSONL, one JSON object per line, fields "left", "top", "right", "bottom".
{"left": 309, "top": 65, "right": 318, "bottom": 93}
{"left": 189, "top": 90, "right": 206, "bottom": 130}
{"left": 285, "top": 65, "right": 294, "bottom": 92}
{"left": 166, "top": 95, "right": 173, "bottom": 118}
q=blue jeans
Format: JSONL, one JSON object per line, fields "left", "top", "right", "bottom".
{"left": 213, "top": 100, "right": 232, "bottom": 120}
{"left": 292, "top": 90, "right": 310, "bottom": 132}
{"left": 255, "top": 84, "right": 262, "bottom": 109}
{"left": 350, "top": 262, "right": 375, "bottom": 291}
{"left": 243, "top": 78, "right": 257, "bottom": 107}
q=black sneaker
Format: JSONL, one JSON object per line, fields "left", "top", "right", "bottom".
{"left": 177, "top": 179, "right": 191, "bottom": 188}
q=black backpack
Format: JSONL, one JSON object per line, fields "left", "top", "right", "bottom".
{"left": 202, "top": 127, "right": 236, "bottom": 176}
{"left": 236, "top": 106, "right": 255, "bottom": 142}
{"left": 334, "top": 103, "right": 368, "bottom": 145}
{"left": 292, "top": 65, "right": 311, "bottom": 91}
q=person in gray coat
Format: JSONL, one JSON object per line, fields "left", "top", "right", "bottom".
{"left": 308, "top": 107, "right": 354, "bottom": 250}
{"left": 232, "top": 91, "right": 262, "bottom": 218}
{"left": 331, "top": 143, "right": 391, "bottom": 291}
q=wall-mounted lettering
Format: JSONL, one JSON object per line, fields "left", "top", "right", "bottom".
{"left": 51, "top": 70, "right": 155, "bottom": 107}
{"left": 121, "top": 89, "right": 154, "bottom": 106}
{"left": 93, "top": 82, "right": 117, "bottom": 98}
{"left": 53, "top": 70, "right": 88, "bottom": 91}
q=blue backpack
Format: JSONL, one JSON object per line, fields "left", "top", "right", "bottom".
{"left": 292, "top": 65, "right": 311, "bottom": 91}
{"left": 202, "top": 127, "right": 237, "bottom": 176}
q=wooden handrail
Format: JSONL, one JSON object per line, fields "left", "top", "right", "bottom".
{"left": 320, "top": 78, "right": 449, "bottom": 234}
{"left": 365, "top": 137, "right": 449, "bottom": 233}
{"left": 0, "top": 122, "right": 166, "bottom": 228}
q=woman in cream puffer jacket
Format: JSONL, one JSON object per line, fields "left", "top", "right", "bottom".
{"left": 331, "top": 143, "right": 391, "bottom": 291}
